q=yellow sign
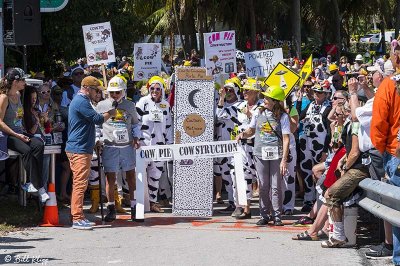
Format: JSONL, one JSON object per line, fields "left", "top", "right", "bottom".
{"left": 263, "top": 62, "right": 300, "bottom": 97}
{"left": 298, "top": 55, "right": 313, "bottom": 88}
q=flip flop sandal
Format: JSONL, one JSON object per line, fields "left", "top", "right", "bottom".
{"left": 321, "top": 237, "right": 348, "bottom": 248}
{"left": 292, "top": 231, "right": 320, "bottom": 241}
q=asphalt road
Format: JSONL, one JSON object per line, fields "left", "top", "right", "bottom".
{"left": 0, "top": 201, "right": 393, "bottom": 265}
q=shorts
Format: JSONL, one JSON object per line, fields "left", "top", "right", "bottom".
{"left": 102, "top": 145, "right": 136, "bottom": 173}
{"left": 325, "top": 167, "right": 368, "bottom": 208}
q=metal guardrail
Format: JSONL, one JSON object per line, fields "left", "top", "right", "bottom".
{"left": 358, "top": 178, "right": 400, "bottom": 227}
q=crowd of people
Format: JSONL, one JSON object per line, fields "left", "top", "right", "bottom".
{"left": 0, "top": 44, "right": 399, "bottom": 264}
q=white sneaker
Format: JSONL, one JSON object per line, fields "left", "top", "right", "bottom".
{"left": 21, "top": 182, "right": 38, "bottom": 193}
{"left": 38, "top": 187, "right": 50, "bottom": 203}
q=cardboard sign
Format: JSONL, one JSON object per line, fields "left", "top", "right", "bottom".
{"left": 204, "top": 31, "right": 237, "bottom": 76}
{"left": 133, "top": 43, "right": 162, "bottom": 81}
{"left": 82, "top": 22, "right": 116, "bottom": 65}
{"left": 298, "top": 55, "right": 313, "bottom": 88}
{"left": 244, "top": 48, "right": 283, "bottom": 77}
{"left": 176, "top": 67, "right": 213, "bottom": 80}
{"left": 263, "top": 62, "right": 300, "bottom": 97}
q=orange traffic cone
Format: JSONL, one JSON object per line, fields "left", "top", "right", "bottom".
{"left": 40, "top": 183, "right": 63, "bottom": 227}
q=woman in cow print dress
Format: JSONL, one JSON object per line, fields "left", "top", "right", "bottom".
{"left": 214, "top": 77, "right": 242, "bottom": 213}
{"left": 238, "top": 85, "right": 290, "bottom": 226}
{"left": 226, "top": 78, "right": 263, "bottom": 219}
{"left": 136, "top": 76, "right": 173, "bottom": 213}
{"left": 298, "top": 84, "right": 332, "bottom": 212}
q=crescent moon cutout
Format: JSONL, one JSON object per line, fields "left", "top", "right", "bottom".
{"left": 188, "top": 89, "right": 200, "bottom": 108}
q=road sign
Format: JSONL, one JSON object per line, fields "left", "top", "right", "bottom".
{"left": 263, "top": 62, "right": 300, "bottom": 97}
{"left": 0, "top": 0, "right": 68, "bottom": 12}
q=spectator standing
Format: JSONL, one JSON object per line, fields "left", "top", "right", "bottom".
{"left": 371, "top": 69, "right": 400, "bottom": 265}
{"left": 66, "top": 76, "right": 115, "bottom": 230}
{"left": 61, "top": 65, "right": 85, "bottom": 107}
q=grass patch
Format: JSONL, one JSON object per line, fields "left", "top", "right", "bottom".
{"left": 0, "top": 195, "right": 42, "bottom": 235}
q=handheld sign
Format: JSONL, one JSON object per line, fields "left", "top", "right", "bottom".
{"left": 82, "top": 22, "right": 116, "bottom": 66}
{"left": 298, "top": 55, "right": 313, "bottom": 88}
{"left": 204, "top": 31, "right": 237, "bottom": 76}
{"left": 263, "top": 62, "right": 300, "bottom": 97}
{"left": 244, "top": 48, "right": 284, "bottom": 77}
{"left": 133, "top": 43, "right": 162, "bottom": 81}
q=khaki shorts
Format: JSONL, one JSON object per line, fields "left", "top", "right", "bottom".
{"left": 325, "top": 168, "right": 369, "bottom": 208}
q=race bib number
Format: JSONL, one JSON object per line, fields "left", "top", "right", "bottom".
{"left": 113, "top": 129, "right": 129, "bottom": 143}
{"left": 261, "top": 146, "right": 279, "bottom": 160}
{"left": 149, "top": 109, "right": 163, "bottom": 122}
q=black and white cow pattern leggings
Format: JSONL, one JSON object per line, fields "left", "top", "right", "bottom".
{"left": 147, "top": 161, "right": 165, "bottom": 203}
{"left": 214, "top": 157, "right": 234, "bottom": 204}
{"left": 282, "top": 146, "right": 297, "bottom": 211}
{"left": 231, "top": 143, "right": 255, "bottom": 205}
{"left": 298, "top": 133, "right": 325, "bottom": 204}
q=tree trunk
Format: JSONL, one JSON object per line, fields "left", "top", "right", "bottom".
{"left": 292, "top": 0, "right": 301, "bottom": 58}
{"left": 173, "top": 0, "right": 186, "bottom": 55}
{"left": 381, "top": 17, "right": 386, "bottom": 54}
{"left": 248, "top": 0, "right": 256, "bottom": 51}
{"left": 395, "top": 0, "right": 400, "bottom": 39}
{"left": 332, "top": 0, "right": 341, "bottom": 59}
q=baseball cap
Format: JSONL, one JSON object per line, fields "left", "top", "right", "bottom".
{"left": 70, "top": 65, "right": 85, "bottom": 76}
{"left": 81, "top": 76, "right": 104, "bottom": 90}
{"left": 6, "top": 68, "right": 30, "bottom": 81}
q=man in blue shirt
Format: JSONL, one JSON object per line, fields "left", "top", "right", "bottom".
{"left": 66, "top": 76, "right": 116, "bottom": 230}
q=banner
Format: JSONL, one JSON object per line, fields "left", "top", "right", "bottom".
{"left": 244, "top": 48, "right": 283, "bottom": 77}
{"left": 82, "top": 22, "right": 115, "bottom": 66}
{"left": 263, "top": 62, "right": 300, "bottom": 97}
{"left": 204, "top": 31, "right": 236, "bottom": 76}
{"left": 138, "top": 141, "right": 239, "bottom": 161}
{"left": 133, "top": 43, "right": 162, "bottom": 81}
{"left": 298, "top": 55, "right": 313, "bottom": 88}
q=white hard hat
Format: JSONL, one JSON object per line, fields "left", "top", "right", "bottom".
{"left": 107, "top": 76, "right": 127, "bottom": 92}
{"left": 355, "top": 54, "right": 363, "bottom": 61}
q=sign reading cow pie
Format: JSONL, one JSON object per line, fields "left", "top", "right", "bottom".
{"left": 133, "top": 43, "right": 162, "bottom": 81}
{"left": 82, "top": 22, "right": 116, "bottom": 65}
{"left": 204, "top": 30, "right": 237, "bottom": 76}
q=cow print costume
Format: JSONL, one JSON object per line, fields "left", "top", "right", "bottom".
{"left": 136, "top": 93, "right": 173, "bottom": 203}
{"left": 229, "top": 100, "right": 263, "bottom": 204}
{"left": 214, "top": 100, "right": 240, "bottom": 204}
{"left": 298, "top": 100, "right": 331, "bottom": 206}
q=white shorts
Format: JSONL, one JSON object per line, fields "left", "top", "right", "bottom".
{"left": 102, "top": 145, "right": 136, "bottom": 173}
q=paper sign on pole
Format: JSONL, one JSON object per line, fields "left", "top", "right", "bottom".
{"left": 82, "top": 22, "right": 115, "bottom": 66}
{"left": 298, "top": 55, "right": 313, "bottom": 88}
{"left": 244, "top": 48, "right": 283, "bottom": 77}
{"left": 204, "top": 31, "right": 236, "bottom": 76}
{"left": 263, "top": 62, "right": 300, "bottom": 97}
{"left": 133, "top": 43, "right": 162, "bottom": 81}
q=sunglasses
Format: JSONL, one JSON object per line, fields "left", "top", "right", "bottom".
{"left": 41, "top": 90, "right": 51, "bottom": 94}
{"left": 150, "top": 87, "right": 161, "bottom": 92}
{"left": 73, "top": 72, "right": 84, "bottom": 76}
{"left": 109, "top": 91, "right": 121, "bottom": 95}
{"left": 333, "top": 96, "right": 345, "bottom": 100}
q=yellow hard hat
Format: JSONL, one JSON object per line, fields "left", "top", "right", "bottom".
{"left": 328, "top": 64, "right": 338, "bottom": 72}
{"left": 242, "top": 78, "right": 260, "bottom": 91}
{"left": 261, "top": 85, "right": 285, "bottom": 101}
